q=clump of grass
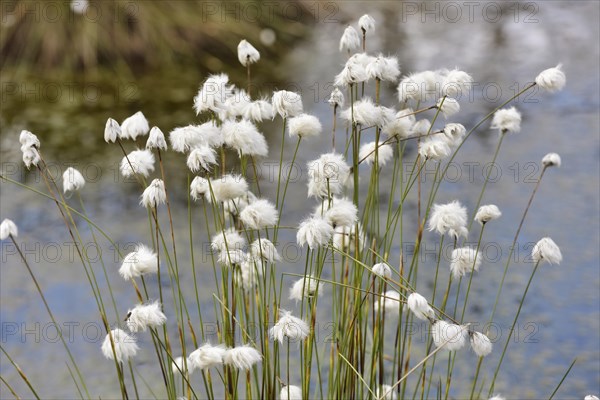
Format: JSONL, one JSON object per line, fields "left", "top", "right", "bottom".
{"left": 0, "top": 1, "right": 311, "bottom": 75}
{"left": 1, "top": 13, "right": 578, "bottom": 400}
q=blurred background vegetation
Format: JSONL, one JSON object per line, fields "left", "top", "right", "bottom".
{"left": 0, "top": 0, "right": 318, "bottom": 160}
{"left": 1, "top": 0, "right": 312, "bottom": 76}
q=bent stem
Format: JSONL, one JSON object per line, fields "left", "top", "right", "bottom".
{"left": 275, "top": 118, "right": 287, "bottom": 209}
{"left": 459, "top": 224, "right": 486, "bottom": 323}
{"left": 488, "top": 166, "right": 548, "bottom": 327}
{"left": 8, "top": 235, "right": 90, "bottom": 398}
{"left": 429, "top": 83, "right": 537, "bottom": 204}
{"left": 0, "top": 346, "right": 41, "bottom": 399}
{"left": 468, "top": 132, "right": 506, "bottom": 230}
{"left": 332, "top": 104, "right": 338, "bottom": 151}
{"left": 278, "top": 136, "right": 302, "bottom": 218}
{"left": 488, "top": 260, "right": 542, "bottom": 396}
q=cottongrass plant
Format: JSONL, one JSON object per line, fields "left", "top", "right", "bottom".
{"left": 0, "top": 14, "right": 583, "bottom": 400}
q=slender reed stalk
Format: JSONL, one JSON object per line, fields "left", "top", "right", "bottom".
{"left": 8, "top": 234, "right": 89, "bottom": 396}
{"left": 0, "top": 346, "right": 40, "bottom": 399}
{"left": 467, "top": 133, "right": 506, "bottom": 230}
{"left": 548, "top": 358, "right": 577, "bottom": 400}
{"left": 488, "top": 260, "right": 541, "bottom": 396}
{"left": 488, "top": 166, "right": 548, "bottom": 327}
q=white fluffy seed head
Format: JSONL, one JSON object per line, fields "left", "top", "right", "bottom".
{"left": 339, "top": 25, "right": 360, "bottom": 52}
{"left": 535, "top": 64, "right": 566, "bottom": 92}
{"left": 441, "top": 123, "right": 466, "bottom": 148}
{"left": 218, "top": 250, "right": 247, "bottom": 268}
{"left": 475, "top": 205, "right": 502, "bottom": 225}
{"left": 187, "top": 145, "right": 218, "bottom": 172}
{"left": 104, "top": 118, "right": 121, "bottom": 143}
{"left": 372, "top": 263, "right": 392, "bottom": 279}
{"left": 428, "top": 200, "right": 468, "bottom": 239}
{"left": 269, "top": 310, "right": 310, "bottom": 344}
{"left": 0, "top": 219, "right": 18, "bottom": 240}
{"left": 342, "top": 97, "right": 383, "bottom": 127}
{"left": 375, "top": 105, "right": 396, "bottom": 128}
{"left": 120, "top": 111, "right": 149, "bottom": 140}
{"left": 280, "top": 385, "right": 303, "bottom": 400}
{"left": 236, "top": 259, "right": 261, "bottom": 290}
{"left": 328, "top": 88, "right": 344, "bottom": 108}
{"left": 217, "top": 89, "right": 252, "bottom": 121}
{"left": 407, "top": 292, "right": 435, "bottom": 321}
{"left": 382, "top": 108, "right": 416, "bottom": 139}
{"left": 223, "top": 345, "right": 262, "bottom": 370}
{"left": 359, "top": 141, "right": 394, "bottom": 167}
{"left": 272, "top": 90, "right": 303, "bottom": 119}
{"left": 489, "top": 395, "right": 506, "bottom": 400}
{"left": 171, "top": 356, "right": 194, "bottom": 375}
{"left": 419, "top": 139, "right": 451, "bottom": 161}
{"left": 250, "top": 238, "right": 280, "bottom": 263}
{"left": 140, "top": 179, "right": 167, "bottom": 209}
{"left": 442, "top": 69, "right": 473, "bottom": 98}
{"left": 314, "top": 197, "right": 358, "bottom": 229}
{"left": 358, "top": 14, "right": 375, "bottom": 32}
{"left": 290, "top": 275, "right": 320, "bottom": 301}
{"left": 169, "top": 122, "right": 222, "bottom": 153}
{"left": 288, "top": 114, "right": 322, "bottom": 138}
{"left": 334, "top": 64, "right": 368, "bottom": 87}
{"left": 243, "top": 99, "right": 274, "bottom": 122}
{"left": 22, "top": 146, "right": 40, "bottom": 169}
{"left": 397, "top": 71, "right": 440, "bottom": 103}
{"left": 223, "top": 191, "right": 256, "bottom": 216}
{"left": 221, "top": 94, "right": 255, "bottom": 122}
{"left": 376, "top": 384, "right": 397, "bottom": 400}
{"left": 436, "top": 97, "right": 460, "bottom": 118}
{"left": 239, "top": 199, "right": 278, "bottom": 230}
{"left": 62, "top": 167, "right": 85, "bottom": 193}
{"left": 450, "top": 247, "right": 482, "bottom": 279}
{"left": 193, "top": 73, "right": 234, "bottom": 116}
{"left": 210, "top": 174, "right": 248, "bottom": 203}
{"left": 542, "top": 152, "right": 561, "bottom": 168}
{"left": 491, "top": 107, "right": 521, "bottom": 134}
{"left": 101, "top": 328, "right": 138, "bottom": 363}
{"left": 470, "top": 331, "right": 493, "bottom": 357}
{"left": 332, "top": 223, "right": 365, "bottom": 253}
{"left": 348, "top": 51, "right": 374, "bottom": 69}
{"left": 126, "top": 301, "right": 167, "bottom": 332}
{"left": 146, "top": 126, "right": 168, "bottom": 150}
{"left": 296, "top": 216, "right": 334, "bottom": 249}
{"left": 119, "top": 244, "right": 158, "bottom": 280}
{"left": 190, "top": 176, "right": 210, "bottom": 201}
{"left": 120, "top": 149, "right": 155, "bottom": 178}
{"left": 20, "top": 130, "right": 40, "bottom": 148}
{"left": 221, "top": 119, "right": 268, "bottom": 157}
{"left": 532, "top": 237, "right": 562, "bottom": 265}
{"left": 237, "top": 39, "right": 260, "bottom": 66}
{"left": 307, "top": 152, "right": 351, "bottom": 199}
{"left": 584, "top": 396, "right": 600, "bottom": 400}
{"left": 366, "top": 54, "right": 400, "bottom": 82}
{"left": 431, "top": 320, "right": 467, "bottom": 351}
{"left": 211, "top": 228, "right": 246, "bottom": 253}
{"left": 188, "top": 344, "right": 227, "bottom": 370}
{"left": 374, "top": 290, "right": 402, "bottom": 316}
{"left": 411, "top": 119, "right": 431, "bottom": 137}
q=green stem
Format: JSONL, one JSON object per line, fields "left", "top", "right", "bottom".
{"left": 488, "top": 167, "right": 547, "bottom": 326}
{"left": 488, "top": 260, "right": 542, "bottom": 396}
{"left": 278, "top": 137, "right": 302, "bottom": 218}
{"left": 468, "top": 133, "right": 506, "bottom": 231}
{"left": 275, "top": 118, "right": 287, "bottom": 209}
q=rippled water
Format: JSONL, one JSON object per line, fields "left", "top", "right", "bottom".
{"left": 1, "top": 2, "right": 599, "bottom": 398}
